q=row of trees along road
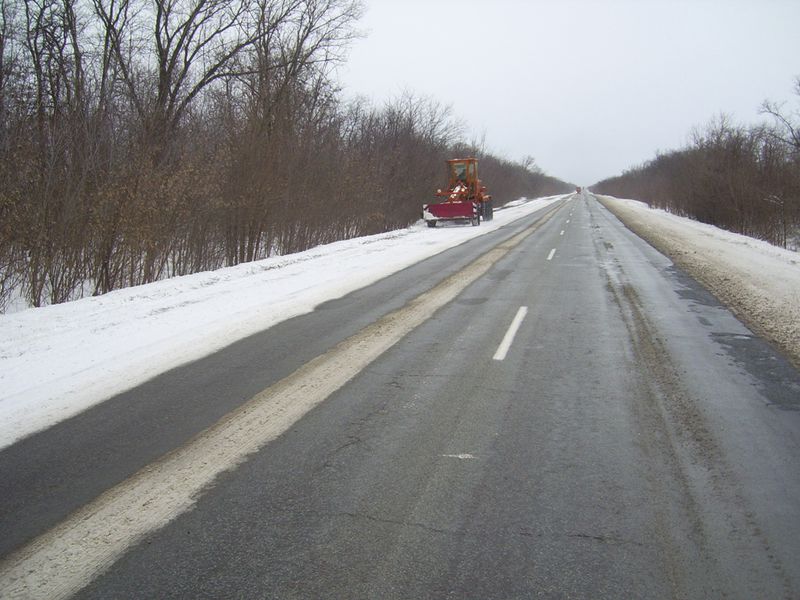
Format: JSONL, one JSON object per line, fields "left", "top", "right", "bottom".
{"left": 593, "top": 78, "right": 800, "bottom": 250}
{"left": 0, "top": 0, "right": 572, "bottom": 311}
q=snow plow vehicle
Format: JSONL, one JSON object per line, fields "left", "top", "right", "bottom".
{"left": 423, "top": 158, "right": 493, "bottom": 227}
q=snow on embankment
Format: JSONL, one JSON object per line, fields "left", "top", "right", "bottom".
{"left": 598, "top": 195, "right": 800, "bottom": 367}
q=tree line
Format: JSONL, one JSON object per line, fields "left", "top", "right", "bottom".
{"left": 0, "top": 0, "right": 571, "bottom": 312}
{"left": 593, "top": 79, "right": 800, "bottom": 249}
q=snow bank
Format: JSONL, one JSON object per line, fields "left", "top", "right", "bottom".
{"left": 598, "top": 195, "right": 800, "bottom": 368}
{"left": 0, "top": 196, "right": 565, "bottom": 449}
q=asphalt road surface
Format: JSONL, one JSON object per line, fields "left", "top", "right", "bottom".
{"left": 2, "top": 196, "right": 799, "bottom": 599}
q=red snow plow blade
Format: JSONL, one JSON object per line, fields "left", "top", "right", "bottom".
{"left": 422, "top": 200, "right": 479, "bottom": 227}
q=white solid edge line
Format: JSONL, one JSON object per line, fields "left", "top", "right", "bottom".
{"left": 547, "top": 248, "right": 556, "bottom": 261}
{"left": 493, "top": 306, "right": 529, "bottom": 361}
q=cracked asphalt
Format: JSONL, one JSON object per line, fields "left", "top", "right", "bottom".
{"left": 6, "top": 197, "right": 800, "bottom": 599}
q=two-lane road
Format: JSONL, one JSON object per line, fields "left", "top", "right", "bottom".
{"left": 2, "top": 196, "right": 799, "bottom": 599}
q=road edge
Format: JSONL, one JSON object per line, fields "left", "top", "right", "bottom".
{"left": 595, "top": 194, "right": 800, "bottom": 371}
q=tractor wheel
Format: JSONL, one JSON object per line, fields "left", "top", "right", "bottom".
{"left": 484, "top": 200, "right": 494, "bottom": 221}
{"left": 427, "top": 220, "right": 437, "bottom": 228}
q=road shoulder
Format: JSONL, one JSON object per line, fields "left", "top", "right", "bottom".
{"left": 596, "top": 194, "right": 800, "bottom": 370}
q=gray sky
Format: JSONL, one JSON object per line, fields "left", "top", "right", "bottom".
{"left": 335, "top": 0, "right": 800, "bottom": 185}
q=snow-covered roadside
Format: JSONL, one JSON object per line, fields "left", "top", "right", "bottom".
{"left": 0, "top": 196, "right": 566, "bottom": 449}
{"left": 597, "top": 194, "right": 800, "bottom": 368}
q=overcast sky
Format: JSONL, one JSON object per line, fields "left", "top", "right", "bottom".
{"left": 335, "top": 0, "right": 800, "bottom": 185}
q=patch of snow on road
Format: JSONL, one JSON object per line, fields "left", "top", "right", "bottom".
{"left": 0, "top": 196, "right": 565, "bottom": 449}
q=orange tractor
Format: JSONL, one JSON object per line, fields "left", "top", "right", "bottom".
{"left": 423, "top": 158, "right": 493, "bottom": 227}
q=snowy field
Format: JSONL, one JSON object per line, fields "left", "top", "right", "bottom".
{"left": 2, "top": 193, "right": 798, "bottom": 450}
{"left": 0, "top": 196, "right": 564, "bottom": 449}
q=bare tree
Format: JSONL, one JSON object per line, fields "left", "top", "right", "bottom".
{"left": 0, "top": 0, "right": 13, "bottom": 147}
{"left": 95, "top": 0, "right": 260, "bottom": 154}
{"left": 761, "top": 76, "right": 800, "bottom": 153}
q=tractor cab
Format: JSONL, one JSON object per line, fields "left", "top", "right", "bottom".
{"left": 448, "top": 159, "right": 478, "bottom": 195}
